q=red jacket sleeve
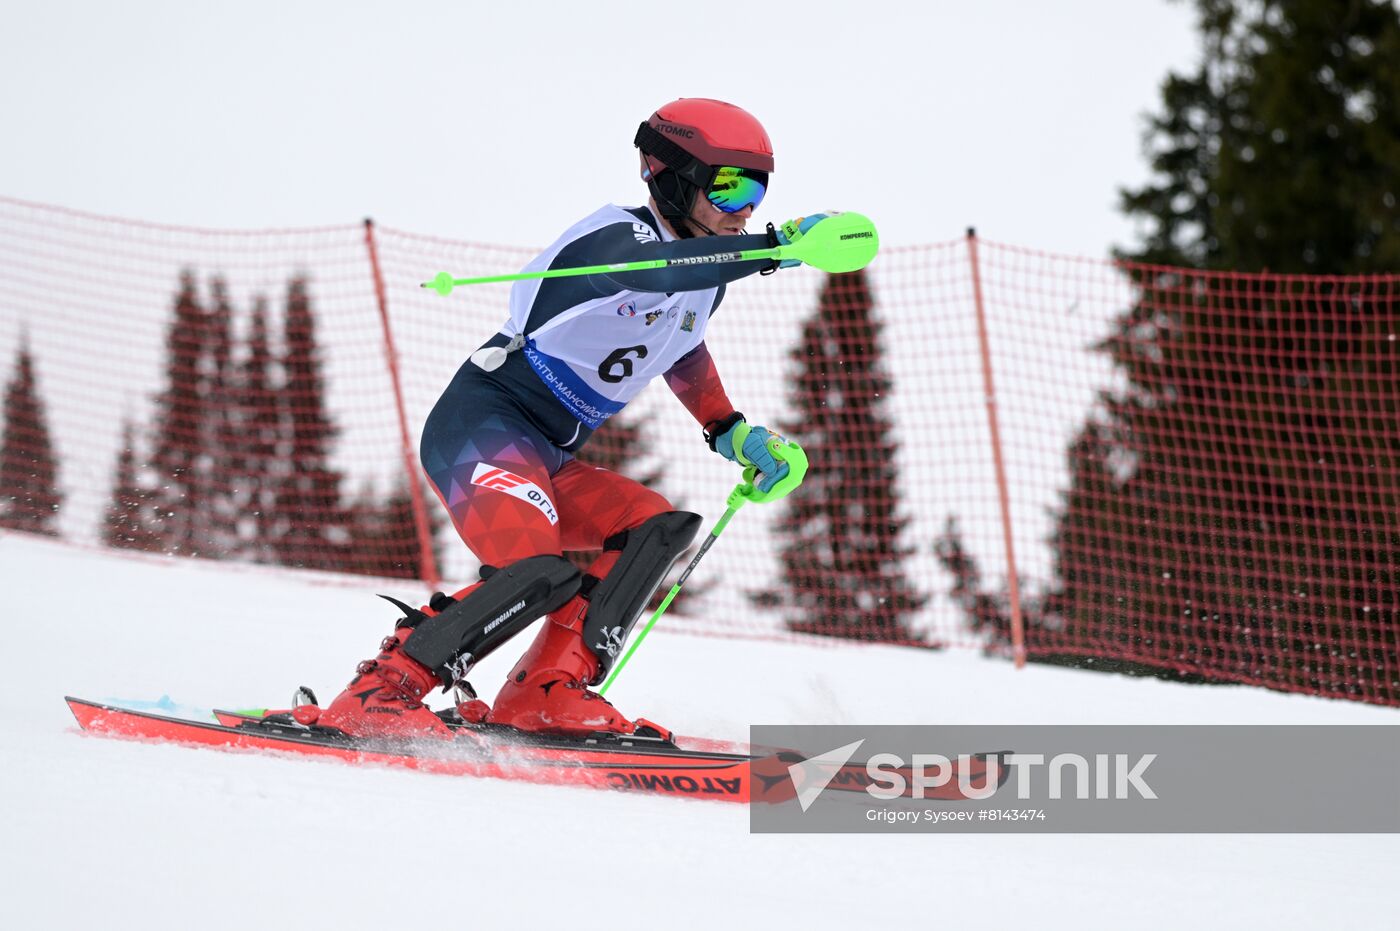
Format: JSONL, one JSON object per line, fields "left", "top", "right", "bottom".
{"left": 663, "top": 342, "right": 735, "bottom": 429}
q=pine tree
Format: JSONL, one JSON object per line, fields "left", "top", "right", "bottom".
{"left": 198, "top": 277, "right": 240, "bottom": 557}
{"left": 230, "top": 296, "right": 282, "bottom": 563}
{"left": 145, "top": 271, "right": 209, "bottom": 556}
{"left": 102, "top": 419, "right": 161, "bottom": 551}
{"left": 1117, "top": 0, "right": 1400, "bottom": 274}
{"left": 947, "top": 0, "right": 1400, "bottom": 698}
{"left": 345, "top": 478, "right": 445, "bottom": 580}
{"left": 933, "top": 516, "right": 1012, "bottom": 643}
{"left": 758, "top": 269, "right": 925, "bottom": 642}
{"left": 270, "top": 276, "right": 349, "bottom": 570}
{"left": 0, "top": 339, "right": 62, "bottom": 535}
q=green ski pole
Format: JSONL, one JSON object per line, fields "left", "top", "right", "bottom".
{"left": 598, "top": 437, "right": 809, "bottom": 696}
{"left": 422, "top": 212, "right": 879, "bottom": 295}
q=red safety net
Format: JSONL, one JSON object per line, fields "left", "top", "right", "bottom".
{"left": 959, "top": 241, "right": 1398, "bottom": 705}
{"left": 0, "top": 197, "right": 424, "bottom": 579}
{"left": 1, "top": 196, "right": 1395, "bottom": 704}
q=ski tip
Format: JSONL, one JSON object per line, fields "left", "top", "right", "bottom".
{"left": 212, "top": 708, "right": 269, "bottom": 728}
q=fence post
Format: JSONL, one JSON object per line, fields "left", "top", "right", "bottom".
{"left": 363, "top": 218, "right": 442, "bottom": 590}
{"left": 966, "top": 228, "right": 1026, "bottom": 667}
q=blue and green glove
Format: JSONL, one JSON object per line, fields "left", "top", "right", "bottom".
{"left": 705, "top": 413, "right": 802, "bottom": 495}
{"left": 774, "top": 213, "right": 834, "bottom": 268}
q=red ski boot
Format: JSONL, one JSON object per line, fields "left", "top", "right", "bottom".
{"left": 488, "top": 596, "right": 656, "bottom": 737}
{"left": 317, "top": 557, "right": 588, "bottom": 738}
{"left": 317, "top": 626, "right": 455, "bottom": 741}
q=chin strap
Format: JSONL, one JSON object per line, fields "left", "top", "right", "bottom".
{"left": 655, "top": 196, "right": 721, "bottom": 240}
{"left": 651, "top": 181, "right": 720, "bottom": 240}
{"left": 686, "top": 213, "right": 720, "bottom": 238}
{"left": 654, "top": 190, "right": 698, "bottom": 240}
{"left": 636, "top": 121, "right": 722, "bottom": 241}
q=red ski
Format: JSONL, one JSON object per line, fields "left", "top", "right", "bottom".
{"left": 66, "top": 697, "right": 1010, "bottom": 804}
{"left": 67, "top": 697, "right": 754, "bottom": 801}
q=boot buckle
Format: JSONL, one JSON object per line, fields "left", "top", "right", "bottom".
{"left": 384, "top": 665, "right": 430, "bottom": 702}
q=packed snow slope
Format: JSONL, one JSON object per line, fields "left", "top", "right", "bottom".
{"left": 2, "top": 533, "right": 1395, "bottom": 931}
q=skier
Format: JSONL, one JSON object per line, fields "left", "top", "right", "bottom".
{"left": 316, "top": 98, "right": 828, "bottom": 740}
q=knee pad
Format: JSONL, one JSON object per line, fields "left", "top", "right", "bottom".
{"left": 402, "top": 554, "right": 580, "bottom": 687}
{"left": 581, "top": 511, "right": 702, "bottom": 683}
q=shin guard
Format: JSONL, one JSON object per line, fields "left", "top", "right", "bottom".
{"left": 401, "top": 554, "right": 580, "bottom": 687}
{"left": 581, "top": 511, "right": 701, "bottom": 684}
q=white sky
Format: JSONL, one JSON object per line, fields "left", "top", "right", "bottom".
{"left": 1, "top": 0, "right": 1200, "bottom": 256}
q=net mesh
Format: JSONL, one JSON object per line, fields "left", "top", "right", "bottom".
{"left": 2, "top": 196, "right": 1395, "bottom": 704}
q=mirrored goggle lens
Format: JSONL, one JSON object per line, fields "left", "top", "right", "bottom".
{"left": 707, "top": 167, "right": 768, "bottom": 213}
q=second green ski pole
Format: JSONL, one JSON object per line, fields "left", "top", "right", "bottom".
{"left": 598, "top": 437, "right": 809, "bottom": 696}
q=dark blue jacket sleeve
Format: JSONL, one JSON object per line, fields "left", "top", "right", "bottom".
{"left": 551, "top": 222, "right": 774, "bottom": 295}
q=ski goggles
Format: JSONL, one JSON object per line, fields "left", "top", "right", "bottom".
{"left": 706, "top": 166, "right": 768, "bottom": 213}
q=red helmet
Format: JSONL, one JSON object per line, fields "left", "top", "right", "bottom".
{"left": 638, "top": 98, "right": 774, "bottom": 179}
{"left": 634, "top": 98, "right": 774, "bottom": 236}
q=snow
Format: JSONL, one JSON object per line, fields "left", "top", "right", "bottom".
{"left": 2, "top": 533, "right": 1396, "bottom": 930}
